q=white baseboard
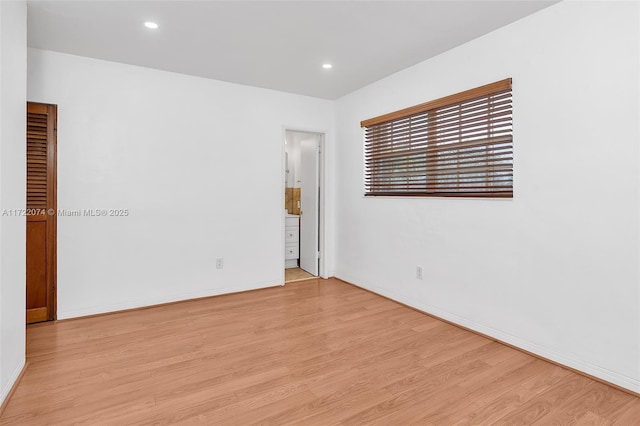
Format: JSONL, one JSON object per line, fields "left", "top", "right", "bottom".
{"left": 57, "top": 279, "right": 281, "bottom": 320}
{"left": 336, "top": 273, "right": 640, "bottom": 394}
{"left": 0, "top": 359, "right": 26, "bottom": 409}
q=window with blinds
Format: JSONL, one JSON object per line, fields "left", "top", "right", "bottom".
{"left": 361, "top": 78, "right": 513, "bottom": 198}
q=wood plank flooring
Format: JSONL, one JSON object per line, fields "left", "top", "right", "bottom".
{"left": 284, "top": 267, "right": 315, "bottom": 283}
{"left": 2, "top": 278, "right": 639, "bottom": 425}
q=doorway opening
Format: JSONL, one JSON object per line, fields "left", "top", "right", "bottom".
{"left": 283, "top": 129, "right": 323, "bottom": 283}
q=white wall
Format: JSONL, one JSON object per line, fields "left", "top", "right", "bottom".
{"left": 0, "top": 0, "right": 27, "bottom": 406}
{"left": 27, "top": 49, "right": 335, "bottom": 319}
{"left": 334, "top": 1, "right": 640, "bottom": 392}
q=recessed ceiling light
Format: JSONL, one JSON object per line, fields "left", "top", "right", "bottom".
{"left": 144, "top": 21, "right": 159, "bottom": 29}
{"left": 322, "top": 63, "right": 333, "bottom": 69}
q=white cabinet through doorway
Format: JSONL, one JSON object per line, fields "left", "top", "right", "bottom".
{"left": 285, "top": 215, "right": 299, "bottom": 268}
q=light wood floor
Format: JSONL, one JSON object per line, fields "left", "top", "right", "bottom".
{"left": 285, "top": 267, "right": 315, "bottom": 283}
{"left": 2, "top": 278, "right": 640, "bottom": 425}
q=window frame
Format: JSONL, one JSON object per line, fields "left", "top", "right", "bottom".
{"left": 362, "top": 78, "right": 513, "bottom": 198}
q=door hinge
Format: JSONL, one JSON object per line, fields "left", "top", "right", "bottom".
{"left": 317, "top": 251, "right": 321, "bottom": 259}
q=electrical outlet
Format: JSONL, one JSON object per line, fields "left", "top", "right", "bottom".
{"left": 416, "top": 266, "right": 423, "bottom": 280}
{"left": 216, "top": 258, "right": 224, "bottom": 269}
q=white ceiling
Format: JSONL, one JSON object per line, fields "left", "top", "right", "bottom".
{"left": 27, "top": 1, "right": 557, "bottom": 100}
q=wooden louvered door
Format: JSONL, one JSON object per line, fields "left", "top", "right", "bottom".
{"left": 26, "top": 102, "right": 57, "bottom": 324}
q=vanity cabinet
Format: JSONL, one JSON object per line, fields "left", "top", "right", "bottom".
{"left": 285, "top": 216, "right": 299, "bottom": 268}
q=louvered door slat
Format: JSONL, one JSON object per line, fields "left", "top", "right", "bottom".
{"left": 27, "top": 112, "right": 50, "bottom": 210}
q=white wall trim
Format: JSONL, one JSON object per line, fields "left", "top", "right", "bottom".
{"left": 0, "top": 359, "right": 25, "bottom": 408}
{"left": 337, "top": 273, "right": 640, "bottom": 394}
{"left": 58, "top": 279, "right": 281, "bottom": 320}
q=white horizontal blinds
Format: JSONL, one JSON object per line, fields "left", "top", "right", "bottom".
{"left": 362, "top": 79, "right": 513, "bottom": 198}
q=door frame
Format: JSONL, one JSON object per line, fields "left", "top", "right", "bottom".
{"left": 281, "top": 127, "right": 326, "bottom": 281}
